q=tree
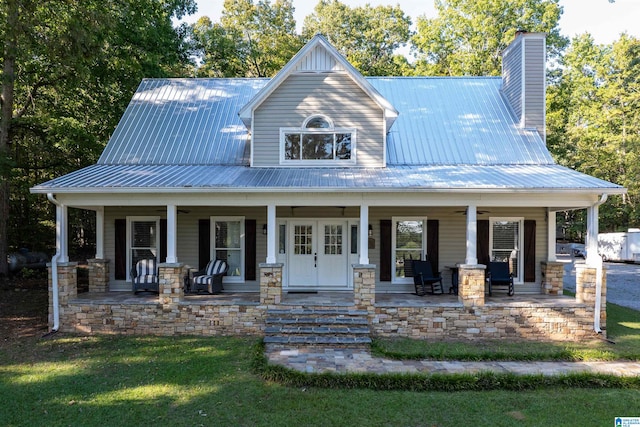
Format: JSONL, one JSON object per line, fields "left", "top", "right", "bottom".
{"left": 0, "top": 0, "right": 197, "bottom": 273}
{"left": 192, "top": 0, "right": 302, "bottom": 78}
{"left": 547, "top": 33, "right": 640, "bottom": 231}
{"left": 412, "top": 0, "right": 567, "bottom": 76}
{"left": 302, "top": 0, "right": 412, "bottom": 76}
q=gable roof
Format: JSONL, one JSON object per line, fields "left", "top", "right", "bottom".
{"left": 237, "top": 34, "right": 399, "bottom": 132}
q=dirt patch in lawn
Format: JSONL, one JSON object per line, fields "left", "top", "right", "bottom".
{"left": 0, "top": 277, "right": 49, "bottom": 350}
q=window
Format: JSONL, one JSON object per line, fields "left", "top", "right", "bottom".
{"left": 392, "top": 218, "right": 427, "bottom": 283}
{"left": 489, "top": 218, "right": 523, "bottom": 283}
{"left": 127, "top": 217, "right": 160, "bottom": 280}
{"left": 281, "top": 115, "right": 356, "bottom": 165}
{"left": 211, "top": 217, "right": 244, "bottom": 282}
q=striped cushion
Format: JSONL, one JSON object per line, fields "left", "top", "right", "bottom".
{"left": 135, "top": 259, "right": 157, "bottom": 279}
{"left": 205, "top": 260, "right": 226, "bottom": 276}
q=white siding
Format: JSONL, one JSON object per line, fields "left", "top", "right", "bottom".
{"left": 253, "top": 72, "right": 385, "bottom": 167}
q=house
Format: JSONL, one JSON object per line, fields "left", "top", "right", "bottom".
{"left": 31, "top": 33, "right": 625, "bottom": 341}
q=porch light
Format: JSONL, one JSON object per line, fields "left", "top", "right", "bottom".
{"left": 263, "top": 224, "right": 268, "bottom": 235}
{"left": 368, "top": 224, "right": 373, "bottom": 236}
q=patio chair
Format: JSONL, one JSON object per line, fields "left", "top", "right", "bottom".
{"left": 191, "top": 259, "right": 228, "bottom": 294}
{"left": 411, "top": 260, "right": 444, "bottom": 296}
{"left": 486, "top": 261, "right": 514, "bottom": 296}
{"left": 131, "top": 258, "right": 159, "bottom": 294}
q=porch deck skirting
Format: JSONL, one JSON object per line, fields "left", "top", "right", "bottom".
{"left": 48, "top": 262, "right": 606, "bottom": 341}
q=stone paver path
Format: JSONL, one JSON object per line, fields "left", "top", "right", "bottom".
{"left": 266, "top": 346, "right": 640, "bottom": 377}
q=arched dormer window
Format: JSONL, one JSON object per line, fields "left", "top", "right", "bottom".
{"left": 281, "top": 115, "right": 356, "bottom": 165}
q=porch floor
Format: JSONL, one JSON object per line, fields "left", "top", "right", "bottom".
{"left": 71, "top": 291, "right": 580, "bottom": 308}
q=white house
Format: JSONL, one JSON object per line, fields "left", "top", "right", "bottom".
{"left": 31, "top": 33, "right": 624, "bottom": 341}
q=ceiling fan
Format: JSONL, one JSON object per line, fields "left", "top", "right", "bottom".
{"left": 454, "top": 208, "right": 490, "bottom": 215}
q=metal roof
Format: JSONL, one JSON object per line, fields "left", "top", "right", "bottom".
{"left": 369, "top": 77, "right": 554, "bottom": 165}
{"left": 98, "top": 78, "right": 268, "bottom": 166}
{"left": 31, "top": 164, "right": 624, "bottom": 194}
{"left": 32, "top": 75, "right": 623, "bottom": 195}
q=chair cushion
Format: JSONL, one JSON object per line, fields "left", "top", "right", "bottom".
{"left": 134, "top": 274, "right": 158, "bottom": 284}
{"left": 205, "top": 259, "right": 227, "bottom": 276}
{"left": 193, "top": 275, "right": 213, "bottom": 285}
{"left": 136, "top": 259, "right": 157, "bottom": 277}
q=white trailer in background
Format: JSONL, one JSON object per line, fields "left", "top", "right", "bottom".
{"left": 598, "top": 229, "right": 640, "bottom": 262}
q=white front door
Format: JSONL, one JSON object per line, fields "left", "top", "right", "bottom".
{"left": 287, "top": 220, "right": 349, "bottom": 289}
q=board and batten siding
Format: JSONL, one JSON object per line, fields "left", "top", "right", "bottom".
{"left": 252, "top": 72, "right": 385, "bottom": 167}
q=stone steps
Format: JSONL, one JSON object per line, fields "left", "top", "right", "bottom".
{"left": 264, "top": 308, "right": 372, "bottom": 348}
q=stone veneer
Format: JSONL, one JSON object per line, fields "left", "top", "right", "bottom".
{"left": 541, "top": 261, "right": 564, "bottom": 295}
{"left": 48, "top": 260, "right": 604, "bottom": 341}
{"left": 87, "top": 259, "right": 109, "bottom": 293}
{"left": 575, "top": 263, "right": 607, "bottom": 331}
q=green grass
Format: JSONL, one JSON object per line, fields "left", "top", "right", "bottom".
{"left": 1, "top": 302, "right": 640, "bottom": 426}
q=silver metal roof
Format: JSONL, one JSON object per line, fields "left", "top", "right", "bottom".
{"left": 32, "top": 76, "right": 623, "bottom": 194}
{"left": 31, "top": 164, "right": 624, "bottom": 193}
{"left": 369, "top": 77, "right": 554, "bottom": 165}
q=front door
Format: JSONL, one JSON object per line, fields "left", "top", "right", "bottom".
{"left": 288, "top": 220, "right": 349, "bottom": 289}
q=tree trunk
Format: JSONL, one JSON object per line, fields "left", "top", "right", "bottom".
{"left": 0, "top": 0, "right": 19, "bottom": 276}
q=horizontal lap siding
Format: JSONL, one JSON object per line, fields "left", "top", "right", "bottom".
{"left": 104, "top": 207, "right": 265, "bottom": 291}
{"left": 253, "top": 73, "right": 384, "bottom": 167}
{"left": 502, "top": 39, "right": 523, "bottom": 120}
{"left": 523, "top": 37, "right": 545, "bottom": 137}
{"left": 368, "top": 207, "right": 547, "bottom": 293}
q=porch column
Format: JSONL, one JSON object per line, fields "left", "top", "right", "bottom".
{"left": 576, "top": 263, "right": 607, "bottom": 333}
{"left": 465, "top": 205, "right": 478, "bottom": 265}
{"left": 266, "top": 204, "right": 277, "bottom": 264}
{"left": 87, "top": 258, "right": 110, "bottom": 293}
{"left": 585, "top": 203, "right": 600, "bottom": 266}
{"left": 54, "top": 199, "right": 69, "bottom": 263}
{"left": 95, "top": 207, "right": 104, "bottom": 259}
{"left": 547, "top": 209, "right": 556, "bottom": 262}
{"left": 166, "top": 204, "right": 178, "bottom": 263}
{"left": 457, "top": 264, "right": 485, "bottom": 307}
{"left": 159, "top": 262, "right": 184, "bottom": 305}
{"left": 260, "top": 263, "right": 283, "bottom": 306}
{"left": 359, "top": 204, "right": 369, "bottom": 265}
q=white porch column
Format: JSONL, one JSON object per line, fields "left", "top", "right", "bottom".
{"left": 465, "top": 205, "right": 478, "bottom": 265}
{"left": 57, "top": 202, "right": 69, "bottom": 263}
{"left": 165, "top": 204, "right": 178, "bottom": 263}
{"left": 547, "top": 209, "right": 557, "bottom": 262}
{"left": 266, "top": 204, "right": 277, "bottom": 264}
{"left": 95, "top": 207, "right": 104, "bottom": 259}
{"left": 586, "top": 203, "right": 600, "bottom": 266}
{"left": 359, "top": 204, "right": 369, "bottom": 265}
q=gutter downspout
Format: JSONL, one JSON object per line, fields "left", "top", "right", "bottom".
{"left": 46, "top": 193, "right": 61, "bottom": 333}
{"left": 590, "top": 194, "right": 608, "bottom": 334}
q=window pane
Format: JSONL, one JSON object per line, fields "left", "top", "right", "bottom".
{"left": 284, "top": 133, "right": 300, "bottom": 160}
{"left": 217, "top": 249, "right": 241, "bottom": 276}
{"left": 216, "top": 221, "right": 241, "bottom": 249}
{"left": 279, "top": 224, "right": 286, "bottom": 254}
{"left": 302, "top": 133, "right": 333, "bottom": 160}
{"left": 395, "top": 250, "right": 422, "bottom": 278}
{"left": 395, "top": 221, "right": 423, "bottom": 251}
{"left": 324, "top": 225, "right": 342, "bottom": 255}
{"left": 131, "top": 221, "right": 156, "bottom": 248}
{"left": 294, "top": 225, "right": 313, "bottom": 255}
{"left": 305, "top": 116, "right": 330, "bottom": 128}
{"left": 336, "top": 133, "right": 351, "bottom": 160}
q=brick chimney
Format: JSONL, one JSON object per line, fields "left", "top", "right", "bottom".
{"left": 501, "top": 32, "right": 547, "bottom": 140}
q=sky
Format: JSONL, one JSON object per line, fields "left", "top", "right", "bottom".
{"left": 186, "top": 0, "right": 640, "bottom": 46}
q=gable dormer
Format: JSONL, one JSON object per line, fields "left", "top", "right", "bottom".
{"left": 239, "top": 34, "right": 398, "bottom": 168}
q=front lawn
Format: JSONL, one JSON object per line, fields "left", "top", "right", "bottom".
{"left": 1, "top": 301, "right": 639, "bottom": 426}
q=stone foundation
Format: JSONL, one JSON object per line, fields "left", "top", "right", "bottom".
{"left": 372, "top": 303, "right": 598, "bottom": 341}
{"left": 49, "top": 263, "right": 605, "bottom": 341}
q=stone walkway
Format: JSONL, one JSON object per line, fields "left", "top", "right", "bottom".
{"left": 266, "top": 346, "right": 640, "bottom": 377}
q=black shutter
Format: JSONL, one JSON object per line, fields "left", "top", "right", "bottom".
{"left": 160, "top": 219, "right": 167, "bottom": 263}
{"left": 198, "top": 219, "right": 211, "bottom": 270}
{"left": 380, "top": 219, "right": 392, "bottom": 281}
{"left": 524, "top": 220, "right": 536, "bottom": 282}
{"left": 245, "top": 219, "right": 256, "bottom": 281}
{"left": 114, "top": 219, "right": 126, "bottom": 280}
{"left": 477, "top": 220, "right": 490, "bottom": 266}
{"left": 427, "top": 219, "right": 439, "bottom": 273}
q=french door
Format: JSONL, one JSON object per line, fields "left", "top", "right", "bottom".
{"left": 287, "top": 220, "right": 349, "bottom": 289}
